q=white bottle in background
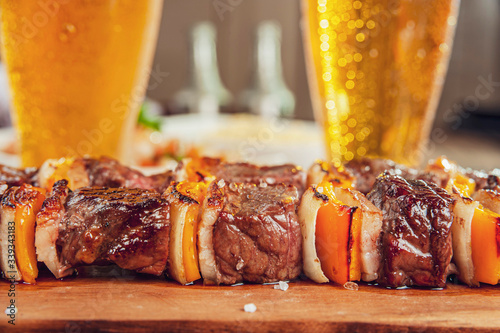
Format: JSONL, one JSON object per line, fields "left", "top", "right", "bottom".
{"left": 173, "top": 21, "right": 232, "bottom": 115}
{"left": 238, "top": 21, "right": 295, "bottom": 118}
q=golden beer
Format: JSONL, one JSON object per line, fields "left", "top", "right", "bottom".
{"left": 302, "top": 0, "right": 459, "bottom": 167}
{"left": 0, "top": 0, "right": 163, "bottom": 167}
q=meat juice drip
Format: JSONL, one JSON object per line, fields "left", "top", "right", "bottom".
{"left": 302, "top": 0, "right": 459, "bottom": 167}
{"left": 0, "top": 0, "right": 163, "bottom": 167}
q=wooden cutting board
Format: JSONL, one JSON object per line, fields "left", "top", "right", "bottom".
{"left": 3, "top": 268, "right": 500, "bottom": 332}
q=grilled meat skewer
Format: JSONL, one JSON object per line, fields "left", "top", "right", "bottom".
{"left": 36, "top": 180, "right": 170, "bottom": 279}
{"left": 198, "top": 181, "right": 302, "bottom": 285}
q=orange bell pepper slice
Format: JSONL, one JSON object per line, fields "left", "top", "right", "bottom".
{"left": 314, "top": 180, "right": 361, "bottom": 285}
{"left": 182, "top": 207, "right": 201, "bottom": 282}
{"left": 471, "top": 206, "right": 500, "bottom": 285}
{"left": 177, "top": 181, "right": 207, "bottom": 283}
{"left": 14, "top": 186, "right": 46, "bottom": 284}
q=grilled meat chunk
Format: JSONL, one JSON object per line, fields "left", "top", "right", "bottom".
{"left": 82, "top": 156, "right": 173, "bottom": 192}
{"left": 147, "top": 171, "right": 175, "bottom": 193}
{"left": 485, "top": 174, "right": 500, "bottom": 192}
{"left": 367, "top": 173, "right": 455, "bottom": 288}
{"left": 0, "top": 165, "right": 37, "bottom": 187}
{"left": 38, "top": 156, "right": 173, "bottom": 192}
{"left": 179, "top": 157, "right": 305, "bottom": 194}
{"left": 213, "top": 163, "right": 305, "bottom": 194}
{"left": 345, "top": 158, "right": 421, "bottom": 194}
{"left": 36, "top": 180, "right": 170, "bottom": 278}
{"left": 465, "top": 168, "right": 500, "bottom": 193}
{"left": 198, "top": 181, "right": 302, "bottom": 285}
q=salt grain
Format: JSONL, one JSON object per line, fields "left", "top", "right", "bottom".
{"left": 343, "top": 282, "right": 359, "bottom": 291}
{"left": 5, "top": 306, "right": 17, "bottom": 315}
{"left": 229, "top": 182, "right": 237, "bottom": 191}
{"left": 244, "top": 303, "right": 257, "bottom": 313}
{"left": 236, "top": 258, "right": 245, "bottom": 271}
{"left": 273, "top": 281, "right": 289, "bottom": 291}
{"left": 217, "top": 179, "right": 225, "bottom": 188}
{"left": 265, "top": 177, "right": 276, "bottom": 185}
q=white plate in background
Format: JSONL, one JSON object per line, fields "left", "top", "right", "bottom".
{"left": 160, "top": 114, "right": 325, "bottom": 168}
{"left": 0, "top": 114, "right": 326, "bottom": 169}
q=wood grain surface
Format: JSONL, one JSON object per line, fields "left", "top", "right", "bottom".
{"left": 2, "top": 267, "right": 500, "bottom": 333}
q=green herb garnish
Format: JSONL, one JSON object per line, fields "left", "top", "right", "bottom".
{"left": 137, "top": 103, "right": 162, "bottom": 131}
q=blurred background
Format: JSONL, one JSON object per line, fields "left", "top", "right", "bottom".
{"left": 0, "top": 0, "right": 498, "bottom": 167}
{"left": 146, "top": 0, "right": 500, "bottom": 167}
{"left": 148, "top": 0, "right": 500, "bottom": 122}
{"left": 1, "top": 0, "right": 499, "bottom": 126}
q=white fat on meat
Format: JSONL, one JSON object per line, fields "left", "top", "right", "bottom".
{"left": 35, "top": 184, "right": 71, "bottom": 279}
{"left": 197, "top": 182, "right": 223, "bottom": 284}
{"left": 0, "top": 192, "right": 22, "bottom": 281}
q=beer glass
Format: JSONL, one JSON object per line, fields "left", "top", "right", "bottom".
{"left": 0, "top": 0, "right": 163, "bottom": 167}
{"left": 302, "top": 0, "right": 460, "bottom": 167}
